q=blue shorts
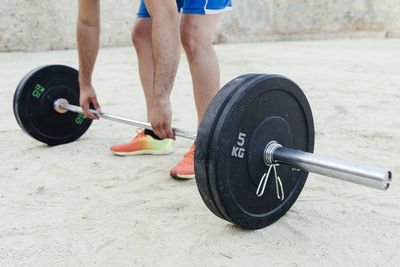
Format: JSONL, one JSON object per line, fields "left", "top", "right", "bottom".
{"left": 137, "top": 0, "right": 232, "bottom": 17}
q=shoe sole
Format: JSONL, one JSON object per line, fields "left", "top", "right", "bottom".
{"left": 170, "top": 173, "right": 195, "bottom": 179}
{"left": 111, "top": 147, "right": 174, "bottom": 156}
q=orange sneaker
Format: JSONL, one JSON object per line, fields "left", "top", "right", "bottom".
{"left": 110, "top": 128, "right": 173, "bottom": 156}
{"left": 170, "top": 145, "right": 195, "bottom": 179}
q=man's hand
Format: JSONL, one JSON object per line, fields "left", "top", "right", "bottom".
{"left": 149, "top": 99, "right": 175, "bottom": 140}
{"left": 79, "top": 84, "right": 101, "bottom": 120}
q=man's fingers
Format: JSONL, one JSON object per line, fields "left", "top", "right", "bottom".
{"left": 151, "top": 123, "right": 160, "bottom": 137}
{"left": 91, "top": 97, "right": 101, "bottom": 114}
{"left": 152, "top": 125, "right": 164, "bottom": 140}
{"left": 161, "top": 123, "right": 175, "bottom": 140}
{"left": 158, "top": 128, "right": 167, "bottom": 140}
{"left": 151, "top": 121, "right": 175, "bottom": 140}
{"left": 165, "top": 126, "right": 175, "bottom": 140}
{"left": 159, "top": 129, "right": 167, "bottom": 140}
{"left": 82, "top": 101, "right": 98, "bottom": 120}
{"left": 81, "top": 102, "right": 89, "bottom": 118}
{"left": 89, "top": 97, "right": 100, "bottom": 119}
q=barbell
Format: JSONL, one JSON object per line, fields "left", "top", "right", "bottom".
{"left": 13, "top": 65, "right": 392, "bottom": 230}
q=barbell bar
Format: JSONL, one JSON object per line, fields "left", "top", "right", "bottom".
{"left": 54, "top": 98, "right": 197, "bottom": 139}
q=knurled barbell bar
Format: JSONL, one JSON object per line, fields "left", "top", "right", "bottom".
{"left": 13, "top": 65, "right": 392, "bottom": 230}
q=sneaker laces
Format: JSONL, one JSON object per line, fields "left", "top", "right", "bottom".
{"left": 132, "top": 128, "right": 146, "bottom": 141}
{"left": 182, "top": 145, "right": 195, "bottom": 164}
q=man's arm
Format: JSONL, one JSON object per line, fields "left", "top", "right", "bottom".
{"left": 77, "top": 0, "right": 101, "bottom": 120}
{"left": 144, "top": 0, "right": 180, "bottom": 140}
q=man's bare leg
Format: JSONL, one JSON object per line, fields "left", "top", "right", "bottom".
{"left": 132, "top": 18, "right": 154, "bottom": 121}
{"left": 180, "top": 14, "right": 221, "bottom": 127}
{"left": 169, "top": 14, "right": 221, "bottom": 179}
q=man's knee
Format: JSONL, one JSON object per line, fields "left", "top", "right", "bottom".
{"left": 131, "top": 20, "right": 151, "bottom": 47}
{"left": 181, "top": 30, "right": 206, "bottom": 58}
{"left": 180, "top": 27, "right": 194, "bottom": 53}
{"left": 181, "top": 21, "right": 214, "bottom": 58}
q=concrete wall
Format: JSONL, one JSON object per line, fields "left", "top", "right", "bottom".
{"left": 217, "top": 0, "right": 400, "bottom": 42}
{"left": 0, "top": 0, "right": 139, "bottom": 51}
{"left": 0, "top": 0, "right": 399, "bottom": 51}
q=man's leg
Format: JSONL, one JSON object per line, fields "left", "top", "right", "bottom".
{"left": 180, "top": 13, "right": 221, "bottom": 126}
{"left": 169, "top": 13, "right": 221, "bottom": 179}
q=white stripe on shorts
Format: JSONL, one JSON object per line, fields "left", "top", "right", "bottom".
{"left": 205, "top": 6, "right": 233, "bottom": 14}
{"left": 203, "top": 0, "right": 209, "bottom": 11}
{"left": 203, "top": 0, "right": 232, "bottom": 15}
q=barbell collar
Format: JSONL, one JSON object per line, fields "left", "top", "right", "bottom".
{"left": 55, "top": 100, "right": 197, "bottom": 140}
{"left": 265, "top": 141, "right": 391, "bottom": 191}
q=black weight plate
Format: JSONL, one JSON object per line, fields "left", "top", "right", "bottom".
{"left": 195, "top": 74, "right": 259, "bottom": 220}
{"left": 209, "top": 74, "right": 314, "bottom": 229}
{"left": 13, "top": 65, "right": 92, "bottom": 146}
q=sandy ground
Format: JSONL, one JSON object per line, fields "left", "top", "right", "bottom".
{"left": 0, "top": 39, "right": 399, "bottom": 266}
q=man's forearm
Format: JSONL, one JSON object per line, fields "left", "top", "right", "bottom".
{"left": 77, "top": 21, "right": 99, "bottom": 86}
{"left": 152, "top": 20, "right": 180, "bottom": 102}
{"left": 77, "top": 0, "right": 100, "bottom": 86}
{"left": 146, "top": 1, "right": 180, "bottom": 104}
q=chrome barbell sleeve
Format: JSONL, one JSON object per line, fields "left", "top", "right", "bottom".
{"left": 264, "top": 141, "right": 391, "bottom": 191}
